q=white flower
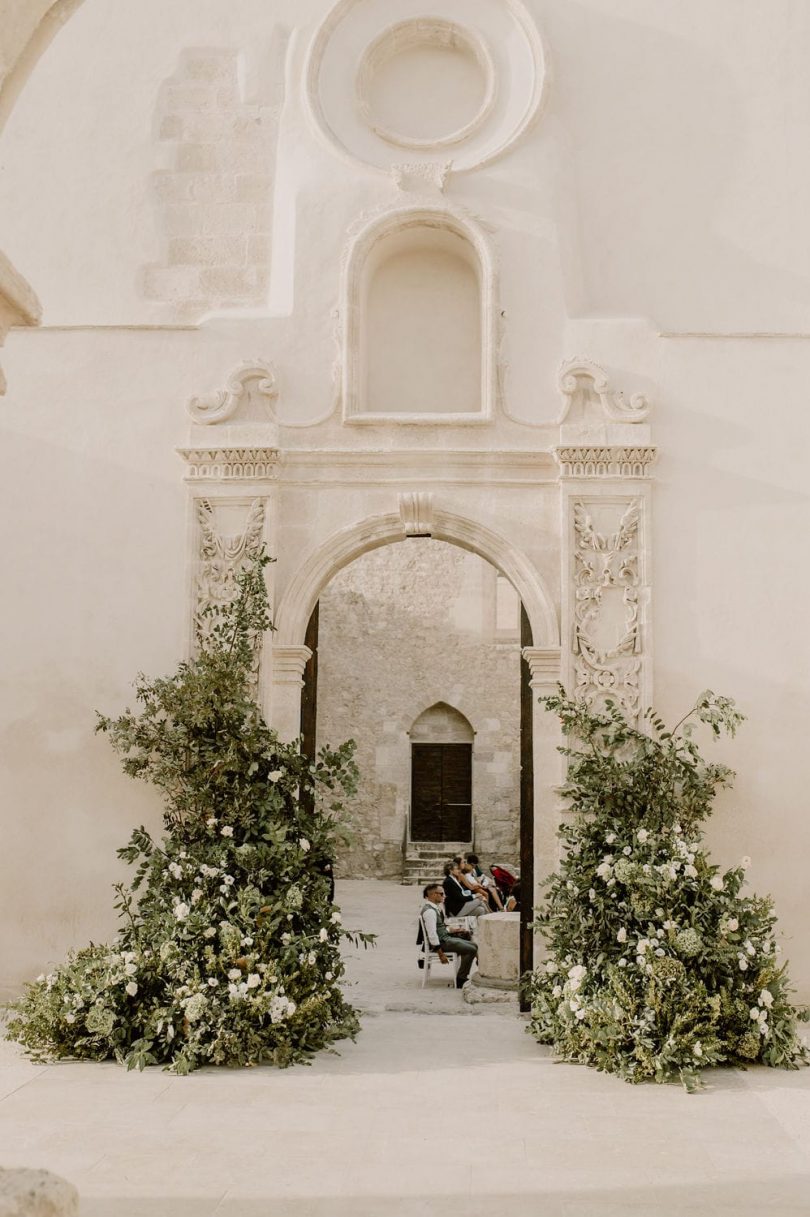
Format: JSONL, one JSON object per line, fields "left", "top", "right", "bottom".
{"left": 298, "top": 837, "right": 311, "bottom": 852}
{"left": 663, "top": 920, "right": 677, "bottom": 931}
{"left": 191, "top": 889, "right": 203, "bottom": 903}
{"left": 750, "top": 1006, "right": 761, "bottom": 1020}
{"left": 693, "top": 1042, "right": 703, "bottom": 1057}
{"left": 727, "top": 917, "right": 739, "bottom": 932}
{"left": 759, "top": 990, "right": 774, "bottom": 1008}
{"left": 241, "top": 936, "right": 253, "bottom": 947}
{"left": 325, "top": 971, "right": 333, "bottom": 981}
{"left": 220, "top": 825, "right": 234, "bottom": 838}
{"left": 207, "top": 978, "right": 218, "bottom": 988}
{"left": 246, "top": 973, "right": 261, "bottom": 989}
{"left": 575, "top": 1009, "right": 587, "bottom": 1021}
{"left": 739, "top": 959, "right": 749, "bottom": 971}
{"left": 673, "top": 823, "right": 682, "bottom": 835}
{"left": 758, "top": 1009, "right": 769, "bottom": 1023}
{"left": 618, "top": 958, "right": 628, "bottom": 968}
{"left": 185, "top": 993, "right": 207, "bottom": 1022}
{"left": 268, "top": 770, "right": 283, "bottom": 783}
{"left": 741, "top": 856, "right": 751, "bottom": 869}
{"left": 330, "top": 911, "right": 342, "bottom": 924}
{"left": 125, "top": 981, "right": 138, "bottom": 996}
{"left": 568, "top": 964, "right": 587, "bottom": 981}
{"left": 544, "top": 960, "right": 558, "bottom": 974}
{"left": 65, "top": 1012, "right": 76, "bottom": 1024}
{"left": 637, "top": 939, "right": 648, "bottom": 955}
{"left": 228, "top": 968, "right": 242, "bottom": 981}
{"left": 617, "top": 928, "right": 627, "bottom": 943}
{"left": 307, "top": 952, "right": 316, "bottom": 966}
{"left": 223, "top": 875, "right": 234, "bottom": 886}
{"left": 552, "top": 984, "right": 562, "bottom": 997}
{"left": 684, "top": 864, "right": 698, "bottom": 879}
{"left": 569, "top": 999, "right": 580, "bottom": 1012}
{"left": 281, "top": 933, "right": 292, "bottom": 946}
{"left": 319, "top": 927, "right": 328, "bottom": 942}
{"left": 168, "top": 862, "right": 183, "bottom": 879}
{"left": 203, "top": 927, "right": 216, "bottom": 939}
{"left": 637, "top": 828, "right": 649, "bottom": 843}
{"left": 124, "top": 961, "right": 137, "bottom": 976}
{"left": 622, "top": 846, "right": 632, "bottom": 856}
{"left": 595, "top": 862, "right": 612, "bottom": 880}
{"left": 228, "top": 983, "right": 239, "bottom": 998}
{"left": 605, "top": 832, "right": 616, "bottom": 844}
{"left": 588, "top": 888, "right": 596, "bottom": 902}
{"left": 206, "top": 817, "right": 217, "bottom": 828}
{"left": 173, "top": 902, "right": 190, "bottom": 921}
{"left": 710, "top": 875, "right": 724, "bottom": 891}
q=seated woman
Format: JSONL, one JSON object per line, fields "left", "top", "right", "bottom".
{"left": 463, "top": 853, "right": 504, "bottom": 911}
{"left": 505, "top": 881, "right": 521, "bottom": 913}
{"left": 442, "top": 861, "right": 489, "bottom": 920}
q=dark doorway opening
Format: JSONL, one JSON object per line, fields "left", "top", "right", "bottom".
{"left": 410, "top": 742, "right": 473, "bottom": 842}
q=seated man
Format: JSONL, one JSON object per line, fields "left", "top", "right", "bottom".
{"left": 442, "top": 861, "right": 489, "bottom": 920}
{"left": 420, "top": 883, "right": 478, "bottom": 988}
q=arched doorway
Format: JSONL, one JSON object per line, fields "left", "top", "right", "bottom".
{"left": 409, "top": 702, "right": 474, "bottom": 844}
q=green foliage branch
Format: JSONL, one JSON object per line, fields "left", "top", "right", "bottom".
{"left": 527, "top": 688, "right": 808, "bottom": 1091}
{"left": 7, "top": 552, "right": 371, "bottom": 1073}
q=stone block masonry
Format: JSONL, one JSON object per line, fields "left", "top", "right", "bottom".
{"left": 317, "top": 542, "right": 521, "bottom": 879}
{"left": 143, "top": 49, "right": 280, "bottom": 320}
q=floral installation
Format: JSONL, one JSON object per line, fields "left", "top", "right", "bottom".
{"left": 6, "top": 553, "right": 370, "bottom": 1073}
{"left": 526, "top": 689, "right": 808, "bottom": 1091}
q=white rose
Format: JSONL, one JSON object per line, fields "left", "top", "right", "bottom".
{"left": 173, "top": 903, "right": 190, "bottom": 921}
{"left": 268, "top": 770, "right": 283, "bottom": 783}
{"left": 618, "top": 958, "right": 628, "bottom": 968}
{"left": 168, "top": 862, "right": 183, "bottom": 879}
{"left": 282, "top": 932, "right": 292, "bottom": 945}
{"left": 307, "top": 952, "right": 316, "bottom": 965}
{"left": 220, "top": 826, "right": 234, "bottom": 838}
{"left": 125, "top": 981, "right": 138, "bottom": 996}
{"left": 206, "top": 817, "right": 217, "bottom": 828}
{"left": 759, "top": 990, "right": 774, "bottom": 1008}
{"left": 727, "top": 917, "right": 739, "bottom": 932}
{"left": 693, "top": 1042, "right": 703, "bottom": 1057}
{"left": 298, "top": 838, "right": 311, "bottom": 852}
{"left": 207, "top": 978, "right": 218, "bottom": 988}
{"left": 749, "top": 1007, "right": 760, "bottom": 1020}
{"left": 617, "top": 928, "right": 627, "bottom": 943}
{"left": 544, "top": 960, "right": 558, "bottom": 974}
{"left": 710, "top": 875, "right": 724, "bottom": 891}
{"left": 605, "top": 833, "right": 616, "bottom": 844}
{"left": 246, "top": 974, "right": 261, "bottom": 989}
{"left": 65, "top": 1012, "right": 76, "bottom": 1024}
{"left": 325, "top": 971, "right": 333, "bottom": 981}
{"left": 191, "top": 889, "right": 203, "bottom": 903}
{"left": 739, "top": 959, "right": 749, "bottom": 971}
{"left": 758, "top": 1009, "right": 768, "bottom": 1023}
{"left": 684, "top": 864, "right": 698, "bottom": 879}
{"left": 569, "top": 999, "right": 580, "bottom": 1012}
{"left": 319, "top": 928, "right": 328, "bottom": 942}
{"left": 203, "top": 927, "right": 216, "bottom": 939}
{"left": 552, "top": 984, "right": 562, "bottom": 997}
{"left": 575, "top": 1009, "right": 587, "bottom": 1021}
{"left": 588, "top": 889, "right": 596, "bottom": 902}
{"left": 637, "top": 828, "right": 649, "bottom": 843}
{"left": 124, "top": 961, "right": 137, "bottom": 976}
{"left": 228, "top": 968, "right": 242, "bottom": 981}
{"left": 595, "top": 862, "right": 612, "bottom": 880}
{"left": 330, "top": 911, "right": 342, "bottom": 924}
{"left": 622, "top": 846, "right": 632, "bottom": 856}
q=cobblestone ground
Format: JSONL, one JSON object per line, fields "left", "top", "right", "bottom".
{"left": 1, "top": 880, "right": 808, "bottom": 1217}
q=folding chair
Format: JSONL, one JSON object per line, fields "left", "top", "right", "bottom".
{"left": 418, "top": 912, "right": 461, "bottom": 987}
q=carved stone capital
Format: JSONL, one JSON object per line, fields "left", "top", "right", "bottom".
{"left": 557, "top": 358, "right": 652, "bottom": 447}
{"left": 399, "top": 491, "right": 434, "bottom": 537}
{"left": 271, "top": 645, "right": 312, "bottom": 686}
{"left": 522, "top": 647, "right": 562, "bottom": 688}
{"left": 553, "top": 446, "right": 658, "bottom": 479}
{"left": 178, "top": 447, "right": 280, "bottom": 482}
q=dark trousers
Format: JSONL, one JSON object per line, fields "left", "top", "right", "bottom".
{"left": 440, "top": 936, "right": 477, "bottom": 983}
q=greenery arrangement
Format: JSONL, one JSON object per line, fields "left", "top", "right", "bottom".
{"left": 527, "top": 689, "right": 808, "bottom": 1091}
{"left": 7, "top": 553, "right": 369, "bottom": 1073}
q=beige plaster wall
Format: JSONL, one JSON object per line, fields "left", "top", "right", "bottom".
{"left": 317, "top": 541, "right": 520, "bottom": 878}
{"left": 0, "top": 0, "right": 808, "bottom": 1001}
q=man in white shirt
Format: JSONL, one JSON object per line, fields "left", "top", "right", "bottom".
{"left": 420, "top": 883, "right": 478, "bottom": 988}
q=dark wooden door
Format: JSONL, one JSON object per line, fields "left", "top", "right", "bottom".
{"left": 411, "top": 743, "right": 472, "bottom": 841}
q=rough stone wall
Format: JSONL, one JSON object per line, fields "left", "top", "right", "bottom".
{"left": 144, "top": 47, "right": 281, "bottom": 319}
{"left": 317, "top": 540, "right": 521, "bottom": 879}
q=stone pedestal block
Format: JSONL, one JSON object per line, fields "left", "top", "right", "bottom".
{"left": 0, "top": 1169, "right": 79, "bottom": 1217}
{"left": 475, "top": 911, "right": 520, "bottom": 988}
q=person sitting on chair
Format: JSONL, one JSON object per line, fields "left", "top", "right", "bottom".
{"left": 442, "top": 861, "right": 489, "bottom": 920}
{"left": 464, "top": 853, "right": 504, "bottom": 911}
{"left": 421, "top": 883, "right": 478, "bottom": 988}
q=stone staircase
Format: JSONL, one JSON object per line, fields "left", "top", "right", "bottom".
{"left": 401, "top": 841, "right": 472, "bottom": 887}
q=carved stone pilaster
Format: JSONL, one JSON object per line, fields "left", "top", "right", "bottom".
{"left": 271, "top": 645, "right": 312, "bottom": 686}
{"left": 270, "top": 645, "right": 313, "bottom": 742}
{"left": 566, "top": 496, "right": 649, "bottom": 720}
{"left": 522, "top": 647, "right": 562, "bottom": 689}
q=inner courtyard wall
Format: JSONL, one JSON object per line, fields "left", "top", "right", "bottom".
{"left": 316, "top": 541, "right": 521, "bottom": 878}
{"left": 0, "top": 0, "right": 809, "bottom": 1000}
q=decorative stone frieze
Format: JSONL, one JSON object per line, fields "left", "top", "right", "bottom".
{"left": 399, "top": 491, "right": 434, "bottom": 536}
{"left": 554, "top": 446, "right": 657, "bottom": 479}
{"left": 178, "top": 447, "right": 280, "bottom": 481}
{"left": 569, "top": 497, "right": 647, "bottom": 719}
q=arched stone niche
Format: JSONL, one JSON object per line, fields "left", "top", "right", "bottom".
{"left": 410, "top": 701, "right": 474, "bottom": 744}
{"left": 343, "top": 208, "right": 496, "bottom": 423}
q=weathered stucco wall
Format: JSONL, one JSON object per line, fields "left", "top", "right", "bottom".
{"left": 317, "top": 541, "right": 521, "bottom": 878}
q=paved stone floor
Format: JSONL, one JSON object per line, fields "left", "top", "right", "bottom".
{"left": 1, "top": 880, "right": 809, "bottom": 1216}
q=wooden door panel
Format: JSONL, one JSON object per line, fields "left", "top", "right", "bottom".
{"left": 440, "top": 743, "right": 472, "bottom": 840}
{"left": 411, "top": 744, "right": 444, "bottom": 840}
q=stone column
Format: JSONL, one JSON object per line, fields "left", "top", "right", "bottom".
{"left": 523, "top": 647, "right": 565, "bottom": 900}
{"left": 270, "top": 644, "right": 312, "bottom": 742}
